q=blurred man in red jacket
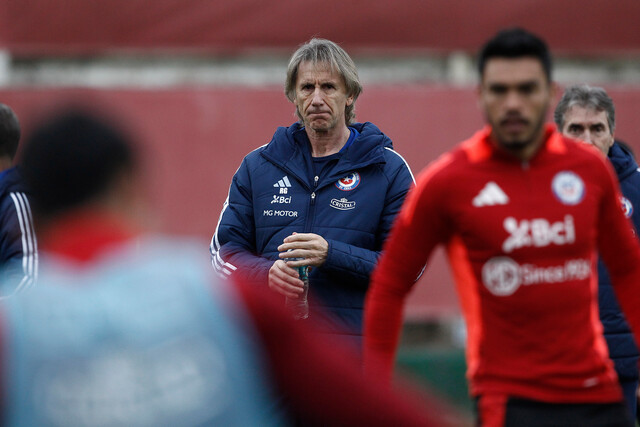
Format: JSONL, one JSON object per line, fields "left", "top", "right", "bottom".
{"left": 365, "top": 28, "right": 639, "bottom": 427}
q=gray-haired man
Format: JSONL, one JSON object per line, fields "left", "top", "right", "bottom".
{"left": 555, "top": 84, "right": 640, "bottom": 417}
{"left": 210, "top": 38, "right": 414, "bottom": 348}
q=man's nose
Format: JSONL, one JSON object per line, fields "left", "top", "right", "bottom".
{"left": 581, "top": 131, "right": 593, "bottom": 144}
{"left": 311, "top": 87, "right": 324, "bottom": 105}
{"left": 504, "top": 91, "right": 522, "bottom": 110}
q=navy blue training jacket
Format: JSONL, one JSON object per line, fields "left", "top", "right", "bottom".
{"left": 210, "top": 122, "right": 414, "bottom": 341}
{"left": 600, "top": 141, "right": 640, "bottom": 381}
{"left": 0, "top": 166, "right": 37, "bottom": 297}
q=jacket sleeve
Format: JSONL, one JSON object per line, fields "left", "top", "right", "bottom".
{"left": 322, "top": 154, "right": 415, "bottom": 285}
{"left": 596, "top": 157, "right": 640, "bottom": 362}
{"left": 210, "top": 158, "right": 273, "bottom": 285}
{"left": 364, "top": 155, "right": 452, "bottom": 380}
{"left": 0, "top": 192, "right": 37, "bottom": 297}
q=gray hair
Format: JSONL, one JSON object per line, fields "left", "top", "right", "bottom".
{"left": 285, "top": 38, "right": 363, "bottom": 125}
{"left": 554, "top": 84, "right": 615, "bottom": 134}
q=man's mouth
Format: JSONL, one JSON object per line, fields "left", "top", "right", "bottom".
{"left": 500, "top": 117, "right": 529, "bottom": 132}
{"left": 308, "top": 111, "right": 329, "bottom": 117}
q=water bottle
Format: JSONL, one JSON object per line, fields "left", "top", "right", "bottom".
{"left": 285, "top": 257, "right": 310, "bottom": 320}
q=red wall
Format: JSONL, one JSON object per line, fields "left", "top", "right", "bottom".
{"left": 3, "top": 0, "right": 640, "bottom": 55}
{"left": 3, "top": 85, "right": 640, "bottom": 317}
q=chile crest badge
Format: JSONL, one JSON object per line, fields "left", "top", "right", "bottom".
{"left": 335, "top": 172, "right": 361, "bottom": 191}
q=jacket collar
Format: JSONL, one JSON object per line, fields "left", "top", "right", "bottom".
{"left": 261, "top": 122, "right": 391, "bottom": 187}
{"left": 463, "top": 124, "right": 564, "bottom": 164}
{"left": 608, "top": 141, "right": 639, "bottom": 180}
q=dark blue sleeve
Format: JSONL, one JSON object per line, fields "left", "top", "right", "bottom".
{"left": 322, "top": 155, "right": 414, "bottom": 285}
{"left": 210, "top": 159, "right": 273, "bottom": 285}
{"left": 0, "top": 192, "right": 37, "bottom": 297}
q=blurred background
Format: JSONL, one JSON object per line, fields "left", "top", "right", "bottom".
{"left": 2, "top": 0, "right": 639, "bottom": 417}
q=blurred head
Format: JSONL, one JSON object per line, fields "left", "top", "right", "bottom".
{"left": 478, "top": 27, "right": 552, "bottom": 83}
{"left": 0, "top": 103, "right": 21, "bottom": 161}
{"left": 554, "top": 84, "right": 615, "bottom": 155}
{"left": 477, "top": 28, "right": 555, "bottom": 158}
{"left": 21, "top": 111, "right": 138, "bottom": 223}
{"left": 285, "top": 38, "right": 362, "bottom": 127}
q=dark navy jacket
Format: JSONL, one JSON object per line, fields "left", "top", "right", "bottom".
{"left": 210, "top": 122, "right": 414, "bottom": 342}
{"left": 0, "top": 167, "right": 37, "bottom": 297}
{"left": 600, "top": 142, "right": 640, "bottom": 380}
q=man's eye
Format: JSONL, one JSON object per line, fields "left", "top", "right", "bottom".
{"left": 518, "top": 85, "right": 536, "bottom": 95}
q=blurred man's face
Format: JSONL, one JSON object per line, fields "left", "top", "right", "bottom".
{"left": 294, "top": 61, "right": 353, "bottom": 134}
{"left": 479, "top": 57, "right": 554, "bottom": 157}
{"left": 560, "top": 106, "right": 614, "bottom": 156}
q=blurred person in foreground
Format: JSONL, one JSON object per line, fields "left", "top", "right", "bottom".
{"left": 364, "top": 28, "right": 640, "bottom": 427}
{"left": 210, "top": 38, "right": 415, "bottom": 348}
{"left": 0, "top": 110, "right": 457, "bottom": 426}
{"left": 555, "top": 84, "right": 640, "bottom": 417}
{"left": 0, "top": 103, "right": 37, "bottom": 296}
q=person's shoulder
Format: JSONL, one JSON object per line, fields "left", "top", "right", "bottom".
{"left": 558, "top": 137, "right": 620, "bottom": 189}
{"left": 104, "top": 234, "right": 215, "bottom": 276}
{"left": 437, "top": 130, "right": 485, "bottom": 171}
{"left": 563, "top": 136, "right": 610, "bottom": 166}
{"left": 407, "top": 129, "right": 489, "bottom": 196}
{"left": 0, "top": 167, "right": 29, "bottom": 203}
{"left": 381, "top": 146, "right": 412, "bottom": 172}
{"left": 352, "top": 122, "right": 390, "bottom": 147}
{"left": 255, "top": 122, "right": 304, "bottom": 157}
{"left": 242, "top": 143, "right": 269, "bottom": 163}
{"left": 242, "top": 123, "right": 299, "bottom": 159}
{"left": 409, "top": 147, "right": 467, "bottom": 195}
{"left": 547, "top": 130, "right": 591, "bottom": 156}
{"left": 608, "top": 141, "right": 639, "bottom": 179}
{"left": 352, "top": 121, "right": 382, "bottom": 135}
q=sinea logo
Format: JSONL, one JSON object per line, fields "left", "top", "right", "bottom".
{"left": 482, "top": 256, "right": 590, "bottom": 296}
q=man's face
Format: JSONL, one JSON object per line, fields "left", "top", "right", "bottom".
{"left": 294, "top": 61, "right": 353, "bottom": 133}
{"left": 560, "top": 106, "right": 614, "bottom": 156}
{"left": 479, "top": 57, "right": 553, "bottom": 154}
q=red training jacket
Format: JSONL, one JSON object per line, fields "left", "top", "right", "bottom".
{"left": 365, "top": 125, "right": 640, "bottom": 403}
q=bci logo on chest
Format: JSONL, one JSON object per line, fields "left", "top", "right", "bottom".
{"left": 271, "top": 195, "right": 292, "bottom": 204}
{"left": 502, "top": 215, "right": 575, "bottom": 253}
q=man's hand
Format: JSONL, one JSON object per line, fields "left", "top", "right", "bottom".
{"left": 268, "top": 259, "right": 305, "bottom": 298}
{"left": 277, "top": 232, "right": 328, "bottom": 267}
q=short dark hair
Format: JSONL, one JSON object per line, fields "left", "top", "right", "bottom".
{"left": 21, "top": 111, "right": 136, "bottom": 218}
{"left": 0, "top": 104, "right": 21, "bottom": 159}
{"left": 477, "top": 27, "right": 552, "bottom": 82}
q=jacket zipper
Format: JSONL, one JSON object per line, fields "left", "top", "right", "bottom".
{"left": 304, "top": 175, "right": 319, "bottom": 232}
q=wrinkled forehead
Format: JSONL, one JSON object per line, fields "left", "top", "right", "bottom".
{"left": 564, "top": 105, "right": 610, "bottom": 127}
{"left": 296, "top": 60, "right": 343, "bottom": 82}
{"left": 297, "top": 60, "right": 338, "bottom": 75}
